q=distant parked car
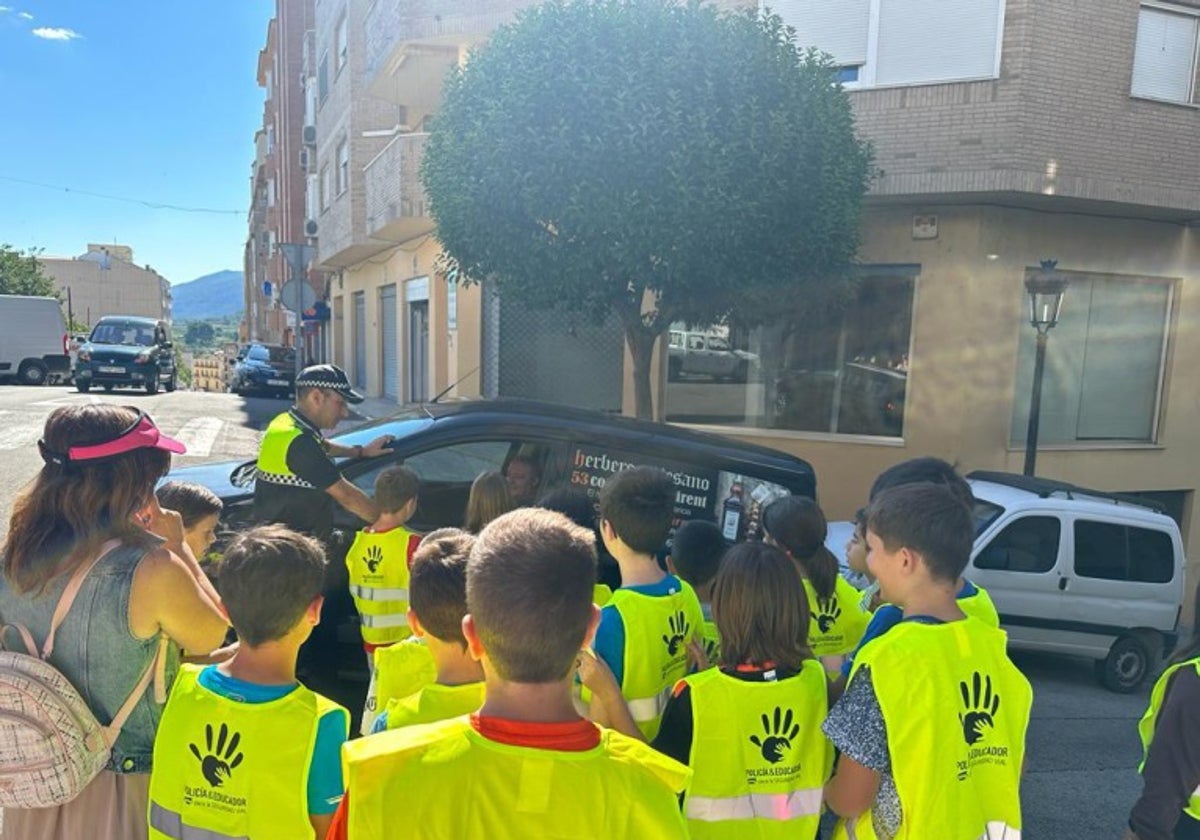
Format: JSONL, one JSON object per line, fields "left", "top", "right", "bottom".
{"left": 668, "top": 329, "right": 758, "bottom": 382}
{"left": 0, "top": 295, "right": 71, "bottom": 385}
{"left": 75, "top": 316, "right": 176, "bottom": 394}
{"left": 230, "top": 343, "right": 296, "bottom": 398}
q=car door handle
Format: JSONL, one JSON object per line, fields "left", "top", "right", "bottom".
{"left": 1058, "top": 577, "right": 1069, "bottom": 591}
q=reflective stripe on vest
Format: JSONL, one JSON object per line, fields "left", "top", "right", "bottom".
{"left": 626, "top": 686, "right": 672, "bottom": 722}
{"left": 685, "top": 788, "right": 823, "bottom": 822}
{"left": 977, "top": 824, "right": 1022, "bottom": 839}
{"left": 350, "top": 585, "right": 411, "bottom": 601}
{"left": 360, "top": 612, "right": 410, "bottom": 629}
{"left": 149, "top": 802, "right": 248, "bottom": 840}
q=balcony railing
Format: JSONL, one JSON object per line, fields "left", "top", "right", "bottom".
{"left": 365, "top": 0, "right": 539, "bottom": 76}
{"left": 364, "top": 132, "right": 434, "bottom": 244}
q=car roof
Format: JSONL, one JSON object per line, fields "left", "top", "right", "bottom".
{"left": 967, "top": 471, "right": 1172, "bottom": 523}
{"left": 95, "top": 316, "right": 160, "bottom": 326}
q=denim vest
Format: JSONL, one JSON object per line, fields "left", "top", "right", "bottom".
{"left": 0, "top": 541, "right": 181, "bottom": 774}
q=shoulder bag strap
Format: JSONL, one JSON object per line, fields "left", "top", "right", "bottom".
{"left": 101, "top": 634, "right": 169, "bottom": 747}
{"left": 41, "top": 538, "right": 122, "bottom": 659}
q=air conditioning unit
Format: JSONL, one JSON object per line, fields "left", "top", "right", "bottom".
{"left": 303, "top": 125, "right": 317, "bottom": 146}
{"left": 305, "top": 219, "right": 319, "bottom": 238}
{"left": 299, "top": 149, "right": 310, "bottom": 171}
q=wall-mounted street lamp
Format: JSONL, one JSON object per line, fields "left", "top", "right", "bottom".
{"left": 1023, "top": 260, "right": 1069, "bottom": 476}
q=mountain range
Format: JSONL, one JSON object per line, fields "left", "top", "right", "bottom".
{"left": 170, "top": 270, "right": 244, "bottom": 320}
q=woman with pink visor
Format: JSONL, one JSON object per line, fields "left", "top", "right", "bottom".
{"left": 0, "top": 404, "right": 229, "bottom": 839}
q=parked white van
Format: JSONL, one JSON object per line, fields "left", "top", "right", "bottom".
{"left": 966, "top": 471, "right": 1185, "bottom": 693}
{"left": 0, "top": 295, "right": 70, "bottom": 385}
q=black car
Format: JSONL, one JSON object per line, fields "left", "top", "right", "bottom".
{"left": 76, "top": 316, "right": 176, "bottom": 395}
{"left": 230, "top": 343, "right": 296, "bottom": 398}
{"left": 168, "top": 399, "right": 817, "bottom": 715}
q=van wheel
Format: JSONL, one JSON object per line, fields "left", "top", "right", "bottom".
{"left": 76, "top": 381, "right": 90, "bottom": 393}
{"left": 165, "top": 372, "right": 176, "bottom": 393}
{"left": 1098, "top": 635, "right": 1151, "bottom": 693}
{"left": 18, "top": 360, "right": 47, "bottom": 386}
{"left": 145, "top": 377, "right": 159, "bottom": 395}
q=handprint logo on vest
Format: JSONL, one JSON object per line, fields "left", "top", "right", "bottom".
{"left": 749, "top": 706, "right": 800, "bottom": 764}
{"left": 814, "top": 597, "right": 841, "bottom": 633}
{"left": 662, "top": 611, "right": 689, "bottom": 655}
{"left": 363, "top": 544, "right": 384, "bottom": 574}
{"left": 189, "top": 722, "right": 245, "bottom": 787}
{"left": 958, "top": 671, "right": 1001, "bottom": 746}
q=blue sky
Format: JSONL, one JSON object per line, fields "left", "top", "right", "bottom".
{"left": 0, "top": 1, "right": 273, "bottom": 287}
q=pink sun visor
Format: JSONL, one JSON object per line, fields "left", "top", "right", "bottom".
{"left": 65, "top": 411, "right": 187, "bottom": 462}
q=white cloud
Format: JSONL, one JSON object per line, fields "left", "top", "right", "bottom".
{"left": 31, "top": 27, "right": 82, "bottom": 41}
{"left": 0, "top": 6, "right": 13, "bottom": 12}
{"left": 18, "top": 11, "right": 32, "bottom": 19}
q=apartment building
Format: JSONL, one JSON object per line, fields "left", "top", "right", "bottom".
{"left": 41, "top": 244, "right": 171, "bottom": 326}
{"left": 245, "top": 0, "right": 319, "bottom": 350}
{"left": 191, "top": 351, "right": 229, "bottom": 392}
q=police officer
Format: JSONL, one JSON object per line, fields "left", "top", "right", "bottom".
{"left": 253, "top": 364, "right": 393, "bottom": 541}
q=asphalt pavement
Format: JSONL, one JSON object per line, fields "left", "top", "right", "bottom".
{"left": 0, "top": 384, "right": 1157, "bottom": 836}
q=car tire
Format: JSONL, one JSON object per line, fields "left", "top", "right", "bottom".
{"left": 76, "top": 381, "right": 91, "bottom": 393}
{"left": 18, "top": 360, "right": 48, "bottom": 386}
{"left": 1098, "top": 635, "right": 1151, "bottom": 693}
{"left": 145, "top": 377, "right": 159, "bottom": 396}
{"left": 102, "top": 384, "right": 113, "bottom": 393}
{"left": 165, "top": 372, "right": 176, "bottom": 393}
{"left": 668, "top": 358, "right": 682, "bottom": 382}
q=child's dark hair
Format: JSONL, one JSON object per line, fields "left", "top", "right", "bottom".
{"left": 853, "top": 507, "right": 868, "bottom": 539}
{"left": 762, "top": 496, "right": 839, "bottom": 601}
{"left": 598, "top": 467, "right": 674, "bottom": 555}
{"left": 375, "top": 465, "right": 419, "bottom": 514}
{"left": 468, "top": 508, "right": 596, "bottom": 682}
{"left": 217, "top": 524, "right": 326, "bottom": 646}
{"left": 712, "top": 542, "right": 811, "bottom": 671}
{"left": 409, "top": 528, "right": 475, "bottom": 647}
{"left": 536, "top": 486, "right": 597, "bottom": 532}
{"left": 866, "top": 483, "right": 973, "bottom": 583}
{"left": 870, "top": 457, "right": 974, "bottom": 509}
{"left": 670, "top": 519, "right": 726, "bottom": 589}
{"left": 156, "top": 481, "right": 223, "bottom": 529}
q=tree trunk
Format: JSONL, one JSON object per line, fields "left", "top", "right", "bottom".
{"left": 625, "top": 325, "right": 658, "bottom": 421}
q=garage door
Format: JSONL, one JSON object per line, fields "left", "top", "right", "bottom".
{"left": 353, "top": 292, "right": 366, "bottom": 390}
{"left": 380, "top": 285, "right": 399, "bottom": 401}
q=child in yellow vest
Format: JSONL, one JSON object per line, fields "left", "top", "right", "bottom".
{"left": 668, "top": 519, "right": 727, "bottom": 666}
{"left": 823, "top": 483, "right": 1033, "bottom": 840}
{"left": 369, "top": 528, "right": 484, "bottom": 732}
{"left": 590, "top": 467, "right": 705, "bottom": 739}
{"left": 148, "top": 525, "right": 350, "bottom": 840}
{"left": 346, "top": 465, "right": 421, "bottom": 733}
{"left": 332, "top": 507, "right": 691, "bottom": 840}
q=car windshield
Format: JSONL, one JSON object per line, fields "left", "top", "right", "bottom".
{"left": 973, "top": 499, "right": 1004, "bottom": 536}
{"left": 90, "top": 323, "right": 155, "bottom": 346}
{"left": 267, "top": 346, "right": 295, "bottom": 365}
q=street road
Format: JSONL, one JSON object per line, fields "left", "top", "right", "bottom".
{"left": 0, "top": 384, "right": 1156, "bottom": 836}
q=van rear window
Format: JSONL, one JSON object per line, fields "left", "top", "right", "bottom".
{"left": 1073, "top": 521, "right": 1174, "bottom": 584}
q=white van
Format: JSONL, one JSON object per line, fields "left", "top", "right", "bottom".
{"left": 966, "top": 471, "right": 1185, "bottom": 693}
{"left": 0, "top": 295, "right": 70, "bottom": 385}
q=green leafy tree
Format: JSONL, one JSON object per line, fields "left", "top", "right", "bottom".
{"left": 184, "top": 321, "right": 216, "bottom": 347}
{"left": 0, "top": 245, "right": 57, "bottom": 298}
{"left": 423, "top": 0, "right": 873, "bottom": 418}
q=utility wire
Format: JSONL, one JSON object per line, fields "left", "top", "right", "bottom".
{"left": 0, "top": 174, "right": 244, "bottom": 215}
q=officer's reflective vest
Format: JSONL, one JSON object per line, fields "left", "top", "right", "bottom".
{"left": 256, "top": 411, "right": 314, "bottom": 488}
{"left": 346, "top": 527, "right": 420, "bottom": 646}
{"left": 682, "top": 660, "right": 831, "bottom": 839}
{"left": 343, "top": 718, "right": 691, "bottom": 839}
{"left": 1138, "top": 656, "right": 1200, "bottom": 820}
{"left": 607, "top": 580, "right": 706, "bottom": 739}
{"left": 384, "top": 681, "right": 485, "bottom": 731}
{"left": 834, "top": 618, "right": 1031, "bottom": 840}
{"left": 804, "top": 576, "right": 870, "bottom": 658}
{"left": 148, "top": 664, "right": 348, "bottom": 840}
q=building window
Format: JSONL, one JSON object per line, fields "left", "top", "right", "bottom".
{"left": 337, "top": 140, "right": 349, "bottom": 195}
{"left": 1131, "top": 4, "right": 1199, "bottom": 104}
{"left": 663, "top": 269, "right": 916, "bottom": 437}
{"left": 772, "top": 0, "right": 1004, "bottom": 88}
{"left": 318, "top": 52, "right": 329, "bottom": 105}
{"left": 267, "top": 177, "right": 276, "bottom": 208}
{"left": 1010, "top": 272, "right": 1172, "bottom": 444}
{"left": 336, "top": 13, "right": 349, "bottom": 74}
{"left": 320, "top": 165, "right": 331, "bottom": 211}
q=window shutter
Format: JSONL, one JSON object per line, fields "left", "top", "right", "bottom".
{"left": 768, "top": 0, "right": 870, "bottom": 66}
{"left": 875, "top": 0, "right": 1003, "bottom": 86}
{"left": 1131, "top": 6, "right": 1198, "bottom": 103}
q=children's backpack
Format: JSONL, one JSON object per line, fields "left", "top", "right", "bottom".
{"left": 0, "top": 541, "right": 167, "bottom": 808}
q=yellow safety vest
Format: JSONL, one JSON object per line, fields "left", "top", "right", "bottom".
{"left": 346, "top": 527, "right": 420, "bottom": 646}
{"left": 343, "top": 717, "right": 692, "bottom": 839}
{"left": 700, "top": 618, "right": 722, "bottom": 668}
{"left": 384, "top": 681, "right": 486, "bottom": 731}
{"left": 148, "top": 665, "right": 349, "bottom": 840}
{"left": 256, "top": 411, "right": 313, "bottom": 488}
{"left": 1138, "top": 656, "right": 1200, "bottom": 820}
{"left": 608, "top": 580, "right": 706, "bottom": 739}
{"left": 682, "top": 660, "right": 832, "bottom": 839}
{"left": 593, "top": 583, "right": 614, "bottom": 607}
{"left": 804, "top": 576, "right": 870, "bottom": 658}
{"left": 834, "top": 619, "right": 1031, "bottom": 840}
{"left": 960, "top": 582, "right": 999, "bottom": 627}
{"left": 373, "top": 637, "right": 436, "bottom": 713}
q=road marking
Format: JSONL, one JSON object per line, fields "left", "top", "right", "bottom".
{"left": 30, "top": 394, "right": 99, "bottom": 408}
{"left": 172, "top": 417, "right": 224, "bottom": 458}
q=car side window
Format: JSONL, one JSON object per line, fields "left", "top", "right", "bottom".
{"left": 974, "top": 516, "right": 1060, "bottom": 574}
{"left": 1074, "top": 520, "right": 1174, "bottom": 583}
{"left": 669, "top": 331, "right": 683, "bottom": 348}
